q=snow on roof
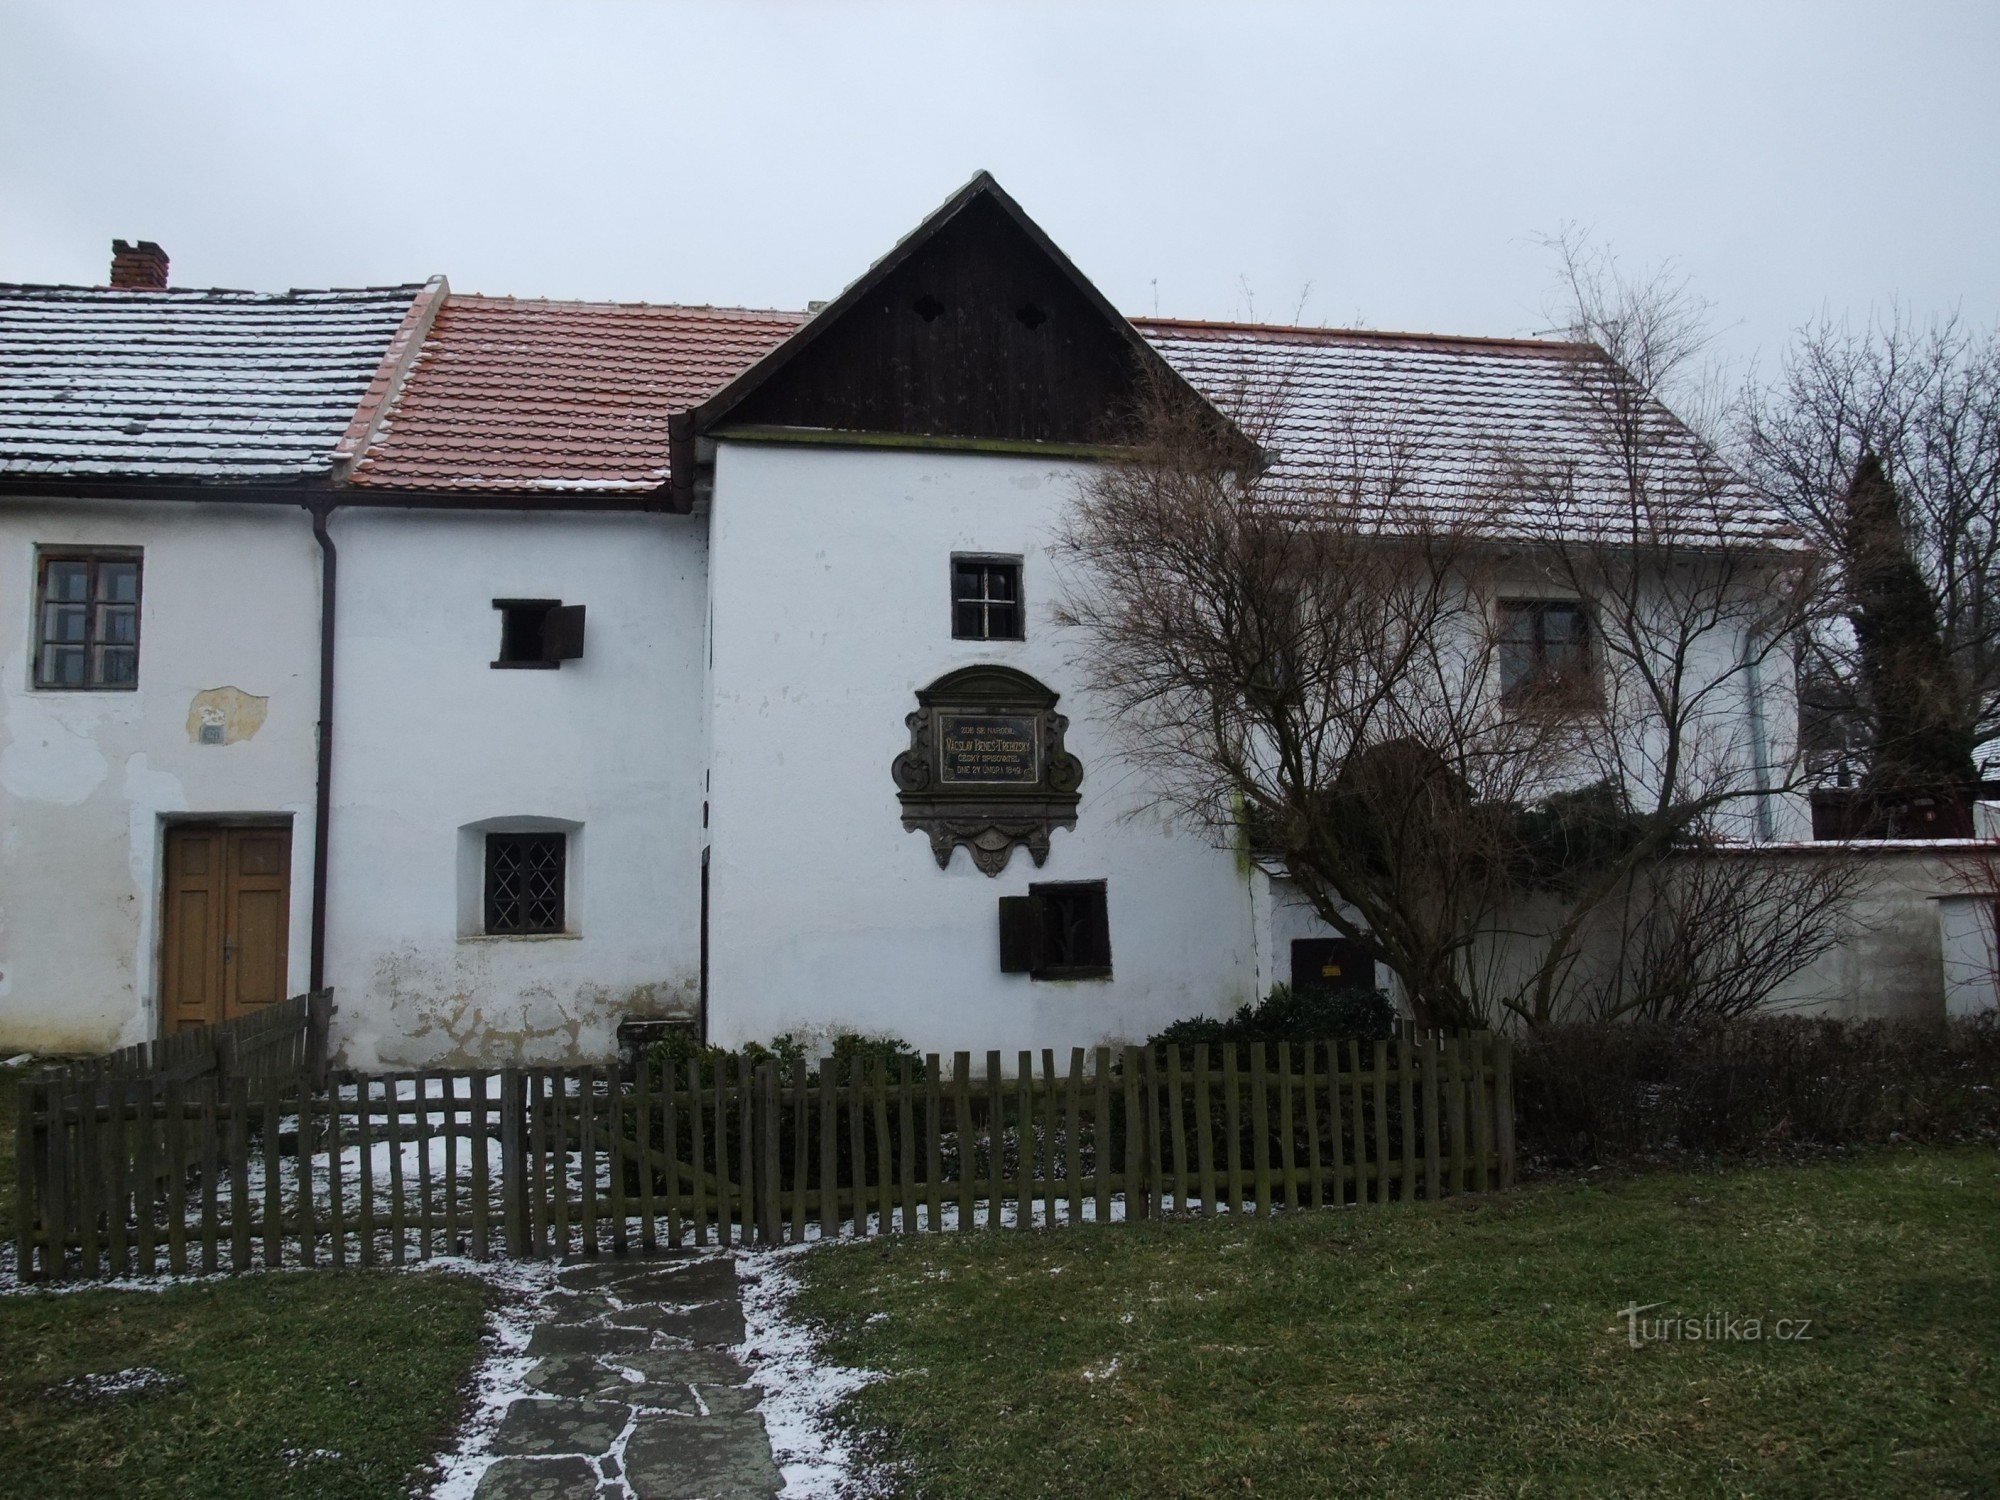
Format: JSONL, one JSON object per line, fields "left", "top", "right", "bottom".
{"left": 1135, "top": 319, "right": 1799, "bottom": 550}
{"left": 0, "top": 283, "right": 424, "bottom": 482}
{"left": 1, "top": 274, "right": 1775, "bottom": 541}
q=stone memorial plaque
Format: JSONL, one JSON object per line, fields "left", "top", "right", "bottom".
{"left": 892, "top": 666, "right": 1086, "bottom": 875}
{"left": 937, "top": 712, "right": 1039, "bottom": 785}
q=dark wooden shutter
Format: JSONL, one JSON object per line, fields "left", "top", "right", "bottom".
{"left": 541, "top": 604, "right": 586, "bottom": 661}
{"left": 998, "top": 895, "right": 1042, "bottom": 973}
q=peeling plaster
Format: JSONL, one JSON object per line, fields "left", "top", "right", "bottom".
{"left": 347, "top": 940, "right": 698, "bottom": 1069}
{"left": 185, "top": 685, "right": 268, "bottom": 745}
{"left": 0, "top": 697, "right": 110, "bottom": 804}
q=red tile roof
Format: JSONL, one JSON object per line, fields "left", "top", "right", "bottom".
{"left": 345, "top": 300, "right": 1793, "bottom": 547}
{"left": 346, "top": 297, "right": 805, "bottom": 493}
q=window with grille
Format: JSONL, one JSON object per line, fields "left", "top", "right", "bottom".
{"left": 35, "top": 551, "right": 142, "bottom": 689}
{"left": 483, "top": 832, "right": 566, "bottom": 935}
{"left": 1498, "top": 599, "right": 1595, "bottom": 706}
{"left": 951, "top": 556, "right": 1023, "bottom": 641}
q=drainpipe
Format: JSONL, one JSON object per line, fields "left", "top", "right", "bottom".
{"left": 309, "top": 501, "right": 338, "bottom": 989}
{"left": 1743, "top": 625, "right": 1775, "bottom": 842}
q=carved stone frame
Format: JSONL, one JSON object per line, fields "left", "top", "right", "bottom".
{"left": 891, "top": 665, "right": 1084, "bottom": 875}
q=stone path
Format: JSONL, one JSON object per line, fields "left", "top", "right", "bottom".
{"left": 471, "top": 1251, "right": 784, "bottom": 1500}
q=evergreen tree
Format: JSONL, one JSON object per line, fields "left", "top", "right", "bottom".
{"left": 1842, "top": 452, "right": 1978, "bottom": 800}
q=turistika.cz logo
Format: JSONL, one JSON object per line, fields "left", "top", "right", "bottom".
{"left": 1615, "top": 1302, "right": 1816, "bottom": 1348}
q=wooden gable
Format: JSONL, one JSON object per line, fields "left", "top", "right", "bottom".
{"left": 682, "top": 173, "right": 1238, "bottom": 478}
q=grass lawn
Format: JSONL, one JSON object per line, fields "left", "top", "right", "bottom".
{"left": 790, "top": 1148, "right": 2000, "bottom": 1498}
{"left": 0, "top": 1271, "right": 492, "bottom": 1499}
{"left": 0, "top": 1062, "right": 494, "bottom": 1500}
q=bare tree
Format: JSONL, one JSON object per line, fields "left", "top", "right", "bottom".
{"left": 1057, "top": 244, "right": 1849, "bottom": 1029}
{"left": 1490, "top": 236, "right": 1850, "bottom": 1022}
{"left": 1576, "top": 852, "right": 1857, "bottom": 1022}
{"left": 1745, "top": 310, "right": 2000, "bottom": 776}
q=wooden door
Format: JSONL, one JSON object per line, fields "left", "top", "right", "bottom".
{"left": 161, "top": 823, "right": 293, "bottom": 1034}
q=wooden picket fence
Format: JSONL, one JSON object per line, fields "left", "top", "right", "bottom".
{"left": 15, "top": 1031, "right": 1513, "bottom": 1282}
{"left": 64, "top": 989, "right": 331, "bottom": 1087}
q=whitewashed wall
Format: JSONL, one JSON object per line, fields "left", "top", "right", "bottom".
{"left": 0, "top": 498, "right": 320, "bottom": 1052}
{"left": 704, "top": 443, "right": 1260, "bottom": 1058}
{"left": 1937, "top": 892, "right": 1999, "bottom": 1017}
{"left": 324, "top": 509, "right": 708, "bottom": 1068}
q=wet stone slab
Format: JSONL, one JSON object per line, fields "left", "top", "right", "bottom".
{"left": 456, "top": 1251, "right": 776, "bottom": 1500}
{"left": 472, "top": 1454, "right": 613, "bottom": 1500}
{"left": 607, "top": 1299, "right": 746, "bottom": 1347}
{"left": 524, "top": 1355, "right": 701, "bottom": 1412}
{"left": 608, "top": 1260, "right": 743, "bottom": 1304}
{"left": 623, "top": 1412, "right": 783, "bottom": 1499}
{"left": 538, "top": 1289, "right": 621, "bottom": 1324}
{"left": 692, "top": 1382, "right": 763, "bottom": 1418}
{"left": 490, "top": 1398, "right": 632, "bottom": 1456}
{"left": 616, "top": 1345, "right": 754, "bottom": 1388}
{"left": 554, "top": 1251, "right": 702, "bottom": 1291}
{"left": 526, "top": 1322, "right": 655, "bottom": 1357}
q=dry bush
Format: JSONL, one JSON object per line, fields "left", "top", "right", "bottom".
{"left": 1514, "top": 1013, "right": 2000, "bottom": 1168}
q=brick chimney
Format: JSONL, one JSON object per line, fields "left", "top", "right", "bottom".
{"left": 109, "top": 240, "right": 169, "bottom": 289}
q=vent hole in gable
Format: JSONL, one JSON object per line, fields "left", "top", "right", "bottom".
{"left": 913, "top": 293, "right": 945, "bottom": 323}
{"left": 1015, "top": 302, "right": 1047, "bottom": 330}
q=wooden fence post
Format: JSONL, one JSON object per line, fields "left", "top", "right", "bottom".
{"left": 305, "top": 990, "right": 334, "bottom": 1090}
{"left": 1493, "top": 1034, "right": 1517, "bottom": 1191}
{"left": 499, "top": 1067, "right": 529, "bottom": 1257}
{"left": 16, "top": 1074, "right": 42, "bottom": 1280}
{"left": 755, "top": 1061, "right": 781, "bottom": 1246}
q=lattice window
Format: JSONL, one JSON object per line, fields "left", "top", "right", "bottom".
{"left": 951, "top": 557, "right": 1023, "bottom": 641}
{"left": 35, "top": 551, "right": 141, "bottom": 689}
{"left": 483, "top": 832, "right": 566, "bottom": 935}
{"left": 1498, "top": 599, "right": 1595, "bottom": 705}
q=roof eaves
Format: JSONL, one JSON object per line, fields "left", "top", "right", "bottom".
{"left": 1134, "top": 317, "right": 1600, "bottom": 359}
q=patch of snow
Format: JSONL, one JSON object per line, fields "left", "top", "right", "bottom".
{"left": 424, "top": 1256, "right": 564, "bottom": 1500}
{"left": 59, "top": 1365, "right": 183, "bottom": 1399}
{"left": 737, "top": 1252, "right": 882, "bottom": 1499}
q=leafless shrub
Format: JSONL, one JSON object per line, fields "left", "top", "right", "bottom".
{"left": 1515, "top": 1014, "right": 2000, "bottom": 1167}
{"left": 1576, "top": 852, "right": 1861, "bottom": 1023}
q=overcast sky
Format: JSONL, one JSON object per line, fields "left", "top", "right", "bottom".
{"left": 5, "top": 1, "right": 1995, "bottom": 381}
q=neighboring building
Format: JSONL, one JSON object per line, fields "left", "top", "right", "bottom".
{"left": 0, "top": 259, "right": 429, "bottom": 1051}
{"left": 1, "top": 180, "right": 1990, "bottom": 1064}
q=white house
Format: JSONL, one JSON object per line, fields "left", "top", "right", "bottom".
{"left": 1, "top": 185, "right": 1991, "bottom": 1065}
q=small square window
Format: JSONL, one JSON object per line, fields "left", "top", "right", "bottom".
{"left": 484, "top": 832, "right": 566, "bottom": 934}
{"left": 493, "top": 598, "right": 586, "bottom": 669}
{"left": 951, "top": 557, "right": 1023, "bottom": 641}
{"left": 1498, "top": 599, "right": 1595, "bottom": 706}
{"left": 998, "top": 880, "right": 1111, "bottom": 980}
{"left": 35, "top": 550, "right": 142, "bottom": 689}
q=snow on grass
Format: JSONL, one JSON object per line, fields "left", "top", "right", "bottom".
{"left": 422, "top": 1255, "right": 563, "bottom": 1500}
{"left": 738, "top": 1250, "right": 883, "bottom": 1500}
{"left": 57, "top": 1365, "right": 184, "bottom": 1399}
